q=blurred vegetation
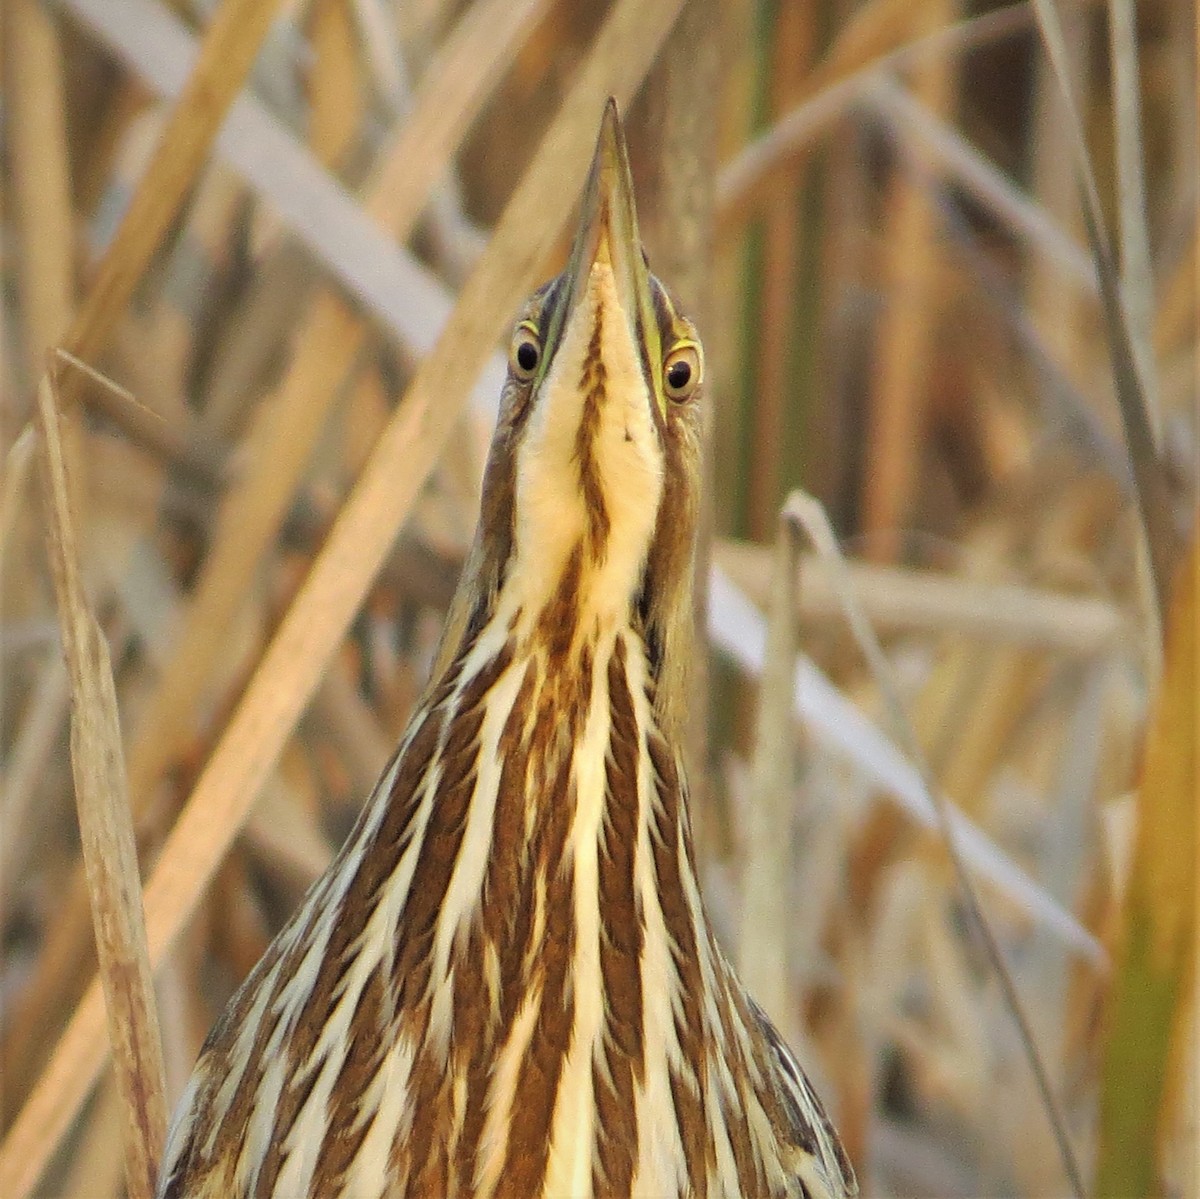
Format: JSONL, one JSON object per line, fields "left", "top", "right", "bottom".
{"left": 0, "top": 0, "right": 1194, "bottom": 1195}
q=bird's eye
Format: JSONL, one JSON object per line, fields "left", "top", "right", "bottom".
{"left": 510, "top": 323, "right": 542, "bottom": 381}
{"left": 663, "top": 342, "right": 702, "bottom": 401}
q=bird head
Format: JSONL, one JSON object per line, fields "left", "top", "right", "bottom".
{"left": 440, "top": 100, "right": 705, "bottom": 736}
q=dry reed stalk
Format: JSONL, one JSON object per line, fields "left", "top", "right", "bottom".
{"left": 936, "top": 648, "right": 1050, "bottom": 813}
{"left": 308, "top": 0, "right": 366, "bottom": 169}
{"left": 1006, "top": 24, "right": 1148, "bottom": 745}
{"left": 745, "top": 2, "right": 812, "bottom": 541}
{"left": 738, "top": 507, "right": 804, "bottom": 1038}
{"left": 1, "top": 871, "right": 94, "bottom": 1108}
{"left": 57, "top": 0, "right": 288, "bottom": 400}
{"left": 122, "top": 0, "right": 549, "bottom": 819}
{"left": 1103, "top": 0, "right": 1170, "bottom": 712}
{"left": 1026, "top": 0, "right": 1091, "bottom": 382}
{"left": 1106, "top": 0, "right": 1160, "bottom": 440}
{"left": 0, "top": 3, "right": 688, "bottom": 1191}
{"left": 5, "top": 0, "right": 74, "bottom": 380}
{"left": 1153, "top": 226, "right": 1196, "bottom": 360}
{"left": 851, "top": 858, "right": 927, "bottom": 1176}
{"left": 1030, "top": 0, "right": 1178, "bottom": 627}
{"left": 1096, "top": 538, "right": 1197, "bottom": 1197}
{"left": 812, "top": 0, "right": 929, "bottom": 91}
{"left": 313, "top": 657, "right": 393, "bottom": 794}
{"left": 1004, "top": 662, "right": 1111, "bottom": 1180}
{"left": 905, "top": 630, "right": 979, "bottom": 760}
{"left": 33, "top": 368, "right": 167, "bottom": 1199}
{"left": 69, "top": 74, "right": 143, "bottom": 219}
{"left": 0, "top": 428, "right": 36, "bottom": 579}
{"left": 196, "top": 239, "right": 318, "bottom": 440}
{"left": 4, "top": 0, "right": 89, "bottom": 644}
{"left": 347, "top": 0, "right": 406, "bottom": 114}
{"left": 158, "top": 930, "right": 217, "bottom": 1102}
{"left": 110, "top": 170, "right": 245, "bottom": 446}
{"left": 244, "top": 778, "right": 335, "bottom": 889}
{"left": 861, "top": 0, "right": 957, "bottom": 555}
{"left": 803, "top": 14, "right": 873, "bottom": 524}
{"left": 715, "top": 537, "right": 1125, "bottom": 652}
{"left": 207, "top": 853, "right": 274, "bottom": 983}
{"left": 1021, "top": 657, "right": 1111, "bottom": 996}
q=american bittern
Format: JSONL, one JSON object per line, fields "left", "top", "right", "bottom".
{"left": 158, "top": 101, "right": 855, "bottom": 1199}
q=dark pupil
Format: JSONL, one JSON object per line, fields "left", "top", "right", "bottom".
{"left": 667, "top": 360, "right": 691, "bottom": 391}
{"left": 516, "top": 340, "right": 539, "bottom": 372}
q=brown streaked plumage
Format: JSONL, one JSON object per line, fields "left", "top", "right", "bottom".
{"left": 158, "top": 100, "right": 856, "bottom": 1199}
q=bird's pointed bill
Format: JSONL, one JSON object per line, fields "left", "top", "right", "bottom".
{"left": 548, "top": 101, "right": 664, "bottom": 415}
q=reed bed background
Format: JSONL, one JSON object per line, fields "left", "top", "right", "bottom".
{"left": 0, "top": 0, "right": 1195, "bottom": 1196}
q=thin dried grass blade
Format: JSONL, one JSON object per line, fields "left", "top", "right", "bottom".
{"left": 780, "top": 488, "right": 1086, "bottom": 1198}
{"left": 1030, "top": 0, "right": 1178, "bottom": 627}
{"left": 31, "top": 368, "right": 167, "bottom": 1199}
{"left": 861, "top": 0, "right": 955, "bottom": 553}
{"left": 0, "top": 2, "right": 686, "bottom": 1191}
{"left": 1096, "top": 539, "right": 1196, "bottom": 1198}
{"left": 55, "top": 350, "right": 217, "bottom": 484}
{"left": 738, "top": 510, "right": 803, "bottom": 1032}
{"left": 1106, "top": 0, "right": 1160, "bottom": 436}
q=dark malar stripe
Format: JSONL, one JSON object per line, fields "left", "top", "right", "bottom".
{"left": 534, "top": 543, "right": 583, "bottom": 663}
{"left": 593, "top": 638, "right": 645, "bottom": 1196}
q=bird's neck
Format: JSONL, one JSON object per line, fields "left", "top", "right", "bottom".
{"left": 377, "top": 603, "right": 708, "bottom": 1194}
{"left": 421, "top": 593, "right": 684, "bottom": 935}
